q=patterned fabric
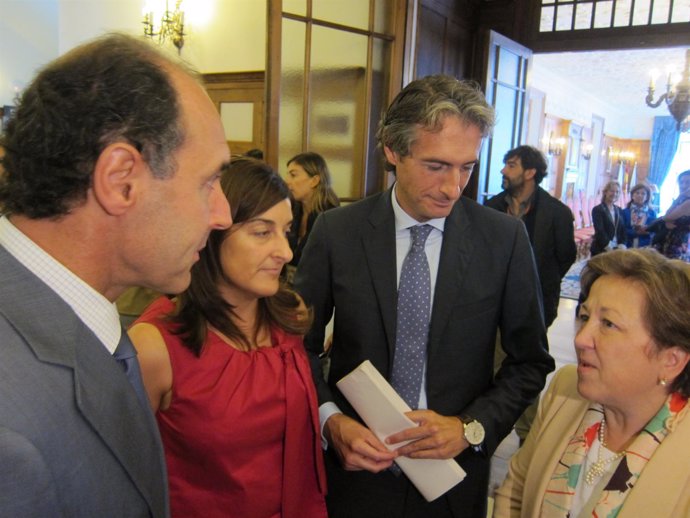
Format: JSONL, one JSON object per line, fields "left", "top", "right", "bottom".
{"left": 541, "top": 392, "right": 688, "bottom": 518}
{"left": 391, "top": 224, "right": 432, "bottom": 409}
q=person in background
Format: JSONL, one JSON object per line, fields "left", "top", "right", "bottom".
{"left": 621, "top": 183, "right": 656, "bottom": 248}
{"left": 295, "top": 75, "right": 553, "bottom": 518}
{"left": 590, "top": 181, "right": 626, "bottom": 256}
{"left": 485, "top": 145, "right": 576, "bottom": 444}
{"left": 284, "top": 151, "right": 339, "bottom": 284}
{"left": 129, "top": 157, "right": 327, "bottom": 518}
{"left": 0, "top": 33, "right": 232, "bottom": 517}
{"left": 494, "top": 248, "right": 690, "bottom": 518}
{"left": 486, "top": 145, "right": 576, "bottom": 329}
{"left": 652, "top": 169, "right": 690, "bottom": 261}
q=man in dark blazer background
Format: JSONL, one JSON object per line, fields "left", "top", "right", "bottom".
{"left": 485, "top": 145, "right": 577, "bottom": 330}
{"left": 0, "top": 34, "right": 232, "bottom": 517}
{"left": 295, "top": 76, "right": 554, "bottom": 518}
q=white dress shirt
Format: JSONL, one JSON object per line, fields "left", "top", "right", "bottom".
{"left": 0, "top": 216, "right": 121, "bottom": 353}
{"left": 319, "top": 185, "right": 447, "bottom": 444}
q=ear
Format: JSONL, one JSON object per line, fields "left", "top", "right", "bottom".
{"left": 660, "top": 346, "right": 690, "bottom": 384}
{"left": 91, "top": 143, "right": 144, "bottom": 216}
{"left": 524, "top": 167, "right": 537, "bottom": 181}
{"left": 383, "top": 145, "right": 401, "bottom": 166}
{"left": 309, "top": 174, "right": 321, "bottom": 189}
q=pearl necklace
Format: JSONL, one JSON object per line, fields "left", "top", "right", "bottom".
{"left": 584, "top": 416, "right": 625, "bottom": 485}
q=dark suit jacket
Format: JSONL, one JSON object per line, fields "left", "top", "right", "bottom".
{"left": 0, "top": 246, "right": 168, "bottom": 518}
{"left": 591, "top": 202, "right": 626, "bottom": 255}
{"left": 485, "top": 187, "right": 577, "bottom": 328}
{"left": 295, "top": 189, "right": 554, "bottom": 517}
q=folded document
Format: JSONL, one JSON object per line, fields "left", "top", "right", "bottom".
{"left": 336, "top": 360, "right": 466, "bottom": 501}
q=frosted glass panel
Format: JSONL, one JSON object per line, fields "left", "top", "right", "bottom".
{"left": 632, "top": 0, "right": 651, "bottom": 24}
{"left": 374, "top": 0, "right": 396, "bottom": 34}
{"left": 220, "top": 102, "right": 253, "bottom": 142}
{"left": 651, "top": 0, "right": 671, "bottom": 22}
{"left": 555, "top": 4, "right": 574, "bottom": 29}
{"left": 593, "top": 1, "right": 613, "bottom": 27}
{"left": 366, "top": 38, "right": 393, "bottom": 194}
{"left": 613, "top": 0, "right": 632, "bottom": 26}
{"left": 540, "top": 6, "right": 555, "bottom": 31}
{"left": 280, "top": 19, "right": 306, "bottom": 172}
{"left": 313, "top": 0, "right": 369, "bottom": 30}
{"left": 283, "top": 0, "right": 306, "bottom": 16}
{"left": 574, "top": 2, "right": 593, "bottom": 28}
{"left": 309, "top": 26, "right": 368, "bottom": 199}
{"left": 497, "top": 48, "right": 520, "bottom": 84}
{"left": 671, "top": 0, "right": 690, "bottom": 22}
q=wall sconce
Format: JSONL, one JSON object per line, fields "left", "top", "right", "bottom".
{"left": 143, "top": 0, "right": 186, "bottom": 53}
{"left": 646, "top": 49, "right": 690, "bottom": 131}
{"left": 547, "top": 133, "right": 566, "bottom": 156}
{"left": 581, "top": 143, "right": 593, "bottom": 160}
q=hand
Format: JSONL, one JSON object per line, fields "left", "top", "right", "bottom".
{"left": 325, "top": 414, "right": 397, "bottom": 472}
{"left": 385, "top": 410, "right": 467, "bottom": 460}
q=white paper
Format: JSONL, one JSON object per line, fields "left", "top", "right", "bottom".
{"left": 336, "top": 360, "right": 466, "bottom": 501}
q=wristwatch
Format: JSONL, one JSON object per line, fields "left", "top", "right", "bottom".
{"left": 460, "top": 416, "right": 485, "bottom": 452}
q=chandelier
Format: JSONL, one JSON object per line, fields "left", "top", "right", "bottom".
{"left": 143, "top": 0, "right": 186, "bottom": 53}
{"left": 645, "top": 49, "right": 690, "bottom": 131}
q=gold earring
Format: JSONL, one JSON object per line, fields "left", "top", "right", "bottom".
{"left": 659, "top": 378, "right": 668, "bottom": 387}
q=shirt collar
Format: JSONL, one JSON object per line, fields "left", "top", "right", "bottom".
{"left": 391, "top": 183, "right": 446, "bottom": 233}
{"left": 0, "top": 216, "right": 121, "bottom": 353}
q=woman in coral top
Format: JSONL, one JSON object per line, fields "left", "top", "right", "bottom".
{"left": 129, "top": 157, "right": 327, "bottom": 518}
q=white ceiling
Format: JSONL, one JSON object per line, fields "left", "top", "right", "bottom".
{"left": 533, "top": 47, "right": 689, "bottom": 120}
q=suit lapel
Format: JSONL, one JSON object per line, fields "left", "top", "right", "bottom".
{"left": 361, "top": 190, "right": 398, "bottom": 366}
{"left": 73, "top": 325, "right": 167, "bottom": 516}
{"left": 0, "top": 247, "right": 166, "bottom": 517}
{"left": 427, "top": 199, "right": 475, "bottom": 362}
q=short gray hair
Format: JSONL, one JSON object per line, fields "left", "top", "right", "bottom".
{"left": 377, "top": 75, "right": 495, "bottom": 172}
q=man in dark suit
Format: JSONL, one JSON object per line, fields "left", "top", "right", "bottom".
{"left": 295, "top": 76, "right": 554, "bottom": 518}
{"left": 485, "top": 145, "right": 576, "bottom": 443}
{"left": 0, "top": 34, "right": 232, "bottom": 517}
{"left": 485, "top": 145, "right": 577, "bottom": 329}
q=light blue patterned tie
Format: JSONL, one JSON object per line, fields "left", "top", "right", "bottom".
{"left": 391, "top": 224, "right": 432, "bottom": 410}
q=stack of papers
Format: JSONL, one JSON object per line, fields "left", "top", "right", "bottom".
{"left": 336, "top": 360, "right": 466, "bottom": 501}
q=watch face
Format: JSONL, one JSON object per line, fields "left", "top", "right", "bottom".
{"left": 464, "top": 421, "right": 485, "bottom": 445}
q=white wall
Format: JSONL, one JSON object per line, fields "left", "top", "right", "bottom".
{"left": 531, "top": 58, "right": 655, "bottom": 140}
{"left": 0, "top": 0, "right": 59, "bottom": 105}
{"left": 0, "top": 0, "right": 266, "bottom": 106}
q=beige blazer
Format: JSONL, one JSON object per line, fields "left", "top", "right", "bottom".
{"left": 494, "top": 365, "right": 690, "bottom": 518}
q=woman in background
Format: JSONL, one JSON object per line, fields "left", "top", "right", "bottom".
{"left": 283, "top": 152, "right": 339, "bottom": 283}
{"left": 494, "top": 248, "right": 690, "bottom": 518}
{"left": 129, "top": 157, "right": 327, "bottom": 518}
{"left": 590, "top": 181, "right": 626, "bottom": 256}
{"left": 621, "top": 183, "right": 656, "bottom": 248}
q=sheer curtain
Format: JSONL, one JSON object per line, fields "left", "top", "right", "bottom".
{"left": 648, "top": 116, "right": 681, "bottom": 191}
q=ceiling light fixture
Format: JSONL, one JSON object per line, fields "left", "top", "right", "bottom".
{"left": 646, "top": 49, "right": 690, "bottom": 131}
{"left": 143, "top": 0, "right": 185, "bottom": 54}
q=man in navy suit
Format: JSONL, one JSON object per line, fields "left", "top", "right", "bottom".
{"left": 295, "top": 76, "right": 554, "bottom": 518}
{"left": 0, "top": 34, "right": 232, "bottom": 517}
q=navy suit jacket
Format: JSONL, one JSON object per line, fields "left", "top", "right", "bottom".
{"left": 0, "top": 246, "right": 168, "bottom": 518}
{"left": 591, "top": 203, "right": 626, "bottom": 255}
{"left": 295, "top": 189, "right": 554, "bottom": 517}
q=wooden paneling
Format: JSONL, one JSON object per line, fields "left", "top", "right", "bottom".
{"left": 203, "top": 72, "right": 265, "bottom": 157}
